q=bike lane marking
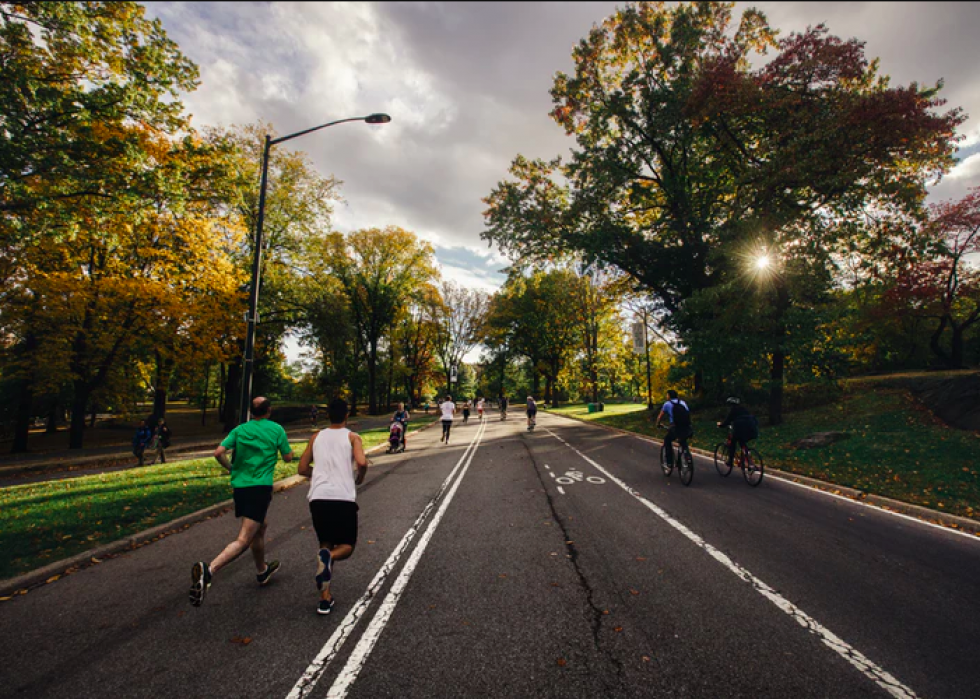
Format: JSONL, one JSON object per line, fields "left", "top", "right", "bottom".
{"left": 285, "top": 419, "right": 487, "bottom": 699}
{"left": 544, "top": 428, "right": 919, "bottom": 699}
{"left": 323, "top": 418, "right": 488, "bottom": 699}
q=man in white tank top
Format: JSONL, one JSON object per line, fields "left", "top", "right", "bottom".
{"left": 297, "top": 398, "right": 368, "bottom": 615}
{"left": 439, "top": 394, "right": 455, "bottom": 444}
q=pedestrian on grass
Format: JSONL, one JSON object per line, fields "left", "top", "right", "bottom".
{"left": 440, "top": 394, "right": 456, "bottom": 444}
{"left": 297, "top": 398, "right": 368, "bottom": 615}
{"left": 188, "top": 396, "right": 293, "bottom": 607}
{"left": 133, "top": 420, "right": 152, "bottom": 466}
{"left": 155, "top": 417, "right": 172, "bottom": 464}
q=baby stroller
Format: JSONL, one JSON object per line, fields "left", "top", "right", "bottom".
{"left": 387, "top": 421, "right": 406, "bottom": 454}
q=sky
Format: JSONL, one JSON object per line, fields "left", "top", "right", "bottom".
{"left": 142, "top": 1, "right": 980, "bottom": 363}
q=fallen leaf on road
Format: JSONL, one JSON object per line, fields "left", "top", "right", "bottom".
{"left": 230, "top": 636, "right": 252, "bottom": 645}
{"left": 551, "top": 582, "right": 561, "bottom": 587}
{"left": 550, "top": 552, "right": 558, "bottom": 556}
{"left": 630, "top": 589, "right": 639, "bottom": 596}
{"left": 642, "top": 656, "right": 651, "bottom": 662}
{"left": 0, "top": 596, "right": 12, "bottom": 602}
{"left": 499, "top": 574, "right": 507, "bottom": 578}
{"left": 614, "top": 626, "right": 623, "bottom": 633}
{"left": 602, "top": 610, "right": 610, "bottom": 615}
{"left": 46, "top": 575, "right": 60, "bottom": 584}
{"left": 566, "top": 541, "right": 574, "bottom": 545}
{"left": 367, "top": 540, "right": 375, "bottom": 544}
{"left": 557, "top": 659, "right": 567, "bottom": 667}
{"left": 635, "top": 557, "right": 647, "bottom": 561}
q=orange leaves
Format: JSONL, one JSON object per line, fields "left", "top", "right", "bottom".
{"left": 229, "top": 636, "right": 253, "bottom": 646}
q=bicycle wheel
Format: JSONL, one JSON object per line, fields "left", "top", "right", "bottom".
{"left": 713, "top": 443, "right": 732, "bottom": 477}
{"left": 660, "top": 444, "right": 673, "bottom": 476}
{"left": 679, "top": 449, "right": 694, "bottom": 486}
{"left": 743, "top": 448, "right": 764, "bottom": 487}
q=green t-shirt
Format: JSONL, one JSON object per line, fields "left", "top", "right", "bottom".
{"left": 220, "top": 418, "right": 292, "bottom": 488}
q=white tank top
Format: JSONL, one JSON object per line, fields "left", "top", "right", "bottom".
{"left": 307, "top": 428, "right": 357, "bottom": 503}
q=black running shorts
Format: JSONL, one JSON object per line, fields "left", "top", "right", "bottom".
{"left": 233, "top": 485, "right": 273, "bottom": 523}
{"left": 309, "top": 500, "right": 359, "bottom": 548}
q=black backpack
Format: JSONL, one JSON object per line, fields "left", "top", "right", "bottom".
{"left": 671, "top": 399, "right": 691, "bottom": 431}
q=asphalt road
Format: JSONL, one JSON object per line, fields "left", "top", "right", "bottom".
{"left": 1, "top": 412, "right": 978, "bottom": 698}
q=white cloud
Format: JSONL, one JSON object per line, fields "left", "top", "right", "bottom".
{"left": 948, "top": 152, "right": 980, "bottom": 181}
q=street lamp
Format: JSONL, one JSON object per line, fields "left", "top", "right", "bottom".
{"left": 239, "top": 113, "right": 391, "bottom": 425}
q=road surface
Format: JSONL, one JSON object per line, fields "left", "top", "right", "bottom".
{"left": 2, "top": 412, "right": 978, "bottom": 698}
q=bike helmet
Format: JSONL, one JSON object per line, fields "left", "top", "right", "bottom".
{"left": 726, "top": 396, "right": 741, "bottom": 405}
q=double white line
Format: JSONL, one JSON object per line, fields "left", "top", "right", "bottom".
{"left": 287, "top": 418, "right": 488, "bottom": 699}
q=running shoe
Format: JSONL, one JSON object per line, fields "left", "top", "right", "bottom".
{"left": 257, "top": 560, "right": 281, "bottom": 586}
{"left": 189, "top": 561, "right": 212, "bottom": 607}
{"left": 315, "top": 548, "right": 333, "bottom": 590}
{"left": 317, "top": 598, "right": 335, "bottom": 615}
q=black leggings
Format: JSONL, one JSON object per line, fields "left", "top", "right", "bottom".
{"left": 664, "top": 427, "right": 690, "bottom": 461}
{"left": 442, "top": 420, "right": 452, "bottom": 439}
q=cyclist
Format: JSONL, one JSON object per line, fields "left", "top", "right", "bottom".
{"left": 656, "top": 389, "right": 692, "bottom": 466}
{"left": 717, "top": 396, "right": 759, "bottom": 467}
{"left": 526, "top": 395, "right": 537, "bottom": 431}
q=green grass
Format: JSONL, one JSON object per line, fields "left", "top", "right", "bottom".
{"left": 545, "top": 393, "right": 980, "bottom": 522}
{"left": 0, "top": 416, "right": 439, "bottom": 582}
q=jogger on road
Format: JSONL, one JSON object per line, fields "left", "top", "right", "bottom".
{"left": 440, "top": 395, "right": 456, "bottom": 444}
{"left": 297, "top": 398, "right": 369, "bottom": 615}
{"left": 189, "top": 397, "right": 293, "bottom": 606}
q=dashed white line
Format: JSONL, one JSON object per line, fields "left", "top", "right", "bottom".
{"left": 557, "top": 486, "right": 565, "bottom": 495}
{"left": 545, "top": 429, "right": 919, "bottom": 699}
{"left": 325, "top": 420, "right": 488, "bottom": 698}
{"left": 285, "top": 421, "right": 486, "bottom": 699}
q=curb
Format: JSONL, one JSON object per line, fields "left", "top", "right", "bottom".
{"left": 542, "top": 410, "right": 980, "bottom": 537}
{"left": 0, "top": 420, "right": 437, "bottom": 601}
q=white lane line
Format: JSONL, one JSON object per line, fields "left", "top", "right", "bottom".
{"left": 325, "top": 419, "right": 488, "bottom": 698}
{"left": 557, "top": 486, "right": 565, "bottom": 495}
{"left": 549, "top": 471, "right": 556, "bottom": 479}
{"left": 544, "top": 464, "right": 551, "bottom": 470}
{"left": 772, "top": 476, "right": 980, "bottom": 542}
{"left": 545, "top": 429, "right": 919, "bottom": 699}
{"left": 285, "top": 421, "right": 485, "bottom": 699}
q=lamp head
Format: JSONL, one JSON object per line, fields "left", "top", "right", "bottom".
{"left": 365, "top": 113, "right": 391, "bottom": 124}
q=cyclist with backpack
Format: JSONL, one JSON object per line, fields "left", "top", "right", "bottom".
{"left": 717, "top": 396, "right": 759, "bottom": 467}
{"left": 656, "top": 389, "right": 692, "bottom": 467}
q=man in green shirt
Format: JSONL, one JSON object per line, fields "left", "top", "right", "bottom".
{"left": 189, "top": 396, "right": 293, "bottom": 607}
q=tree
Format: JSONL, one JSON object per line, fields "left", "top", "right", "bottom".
{"left": 326, "top": 227, "right": 439, "bottom": 414}
{"left": 878, "top": 188, "right": 980, "bottom": 369}
{"left": 433, "top": 281, "right": 490, "bottom": 394}
{"left": 483, "top": 1, "right": 964, "bottom": 424}
{"left": 1, "top": 1, "right": 198, "bottom": 218}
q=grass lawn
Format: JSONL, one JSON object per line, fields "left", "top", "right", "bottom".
{"left": 545, "top": 393, "right": 979, "bottom": 522}
{"left": 0, "top": 416, "right": 439, "bottom": 582}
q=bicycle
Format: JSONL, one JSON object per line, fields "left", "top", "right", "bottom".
{"left": 713, "top": 425, "right": 764, "bottom": 486}
{"left": 658, "top": 425, "right": 694, "bottom": 486}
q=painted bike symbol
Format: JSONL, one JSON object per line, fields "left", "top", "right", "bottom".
{"left": 555, "top": 470, "right": 605, "bottom": 485}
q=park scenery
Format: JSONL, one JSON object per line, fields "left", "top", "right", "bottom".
{"left": 1, "top": 2, "right": 979, "bottom": 699}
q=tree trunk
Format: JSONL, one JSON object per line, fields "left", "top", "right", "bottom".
{"left": 201, "top": 362, "right": 211, "bottom": 427}
{"left": 929, "top": 316, "right": 951, "bottom": 367}
{"left": 532, "top": 370, "right": 540, "bottom": 398}
{"left": 694, "top": 368, "right": 704, "bottom": 396}
{"left": 11, "top": 378, "right": 33, "bottom": 454}
{"left": 222, "top": 361, "right": 242, "bottom": 432}
{"left": 951, "top": 323, "right": 966, "bottom": 369}
{"left": 768, "top": 349, "right": 785, "bottom": 427}
{"left": 367, "top": 340, "right": 378, "bottom": 415}
{"left": 218, "top": 363, "right": 226, "bottom": 417}
{"left": 46, "top": 400, "right": 59, "bottom": 434}
{"left": 89, "top": 406, "right": 97, "bottom": 428}
{"left": 68, "top": 383, "right": 90, "bottom": 449}
{"left": 153, "top": 351, "right": 173, "bottom": 420}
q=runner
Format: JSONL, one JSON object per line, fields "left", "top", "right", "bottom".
{"left": 526, "top": 395, "right": 537, "bottom": 431}
{"left": 440, "top": 394, "right": 456, "bottom": 444}
{"left": 462, "top": 401, "right": 470, "bottom": 424}
{"left": 188, "top": 396, "right": 293, "bottom": 607}
{"left": 297, "top": 398, "right": 368, "bottom": 615}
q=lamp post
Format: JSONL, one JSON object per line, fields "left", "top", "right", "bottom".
{"left": 239, "top": 113, "right": 392, "bottom": 425}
